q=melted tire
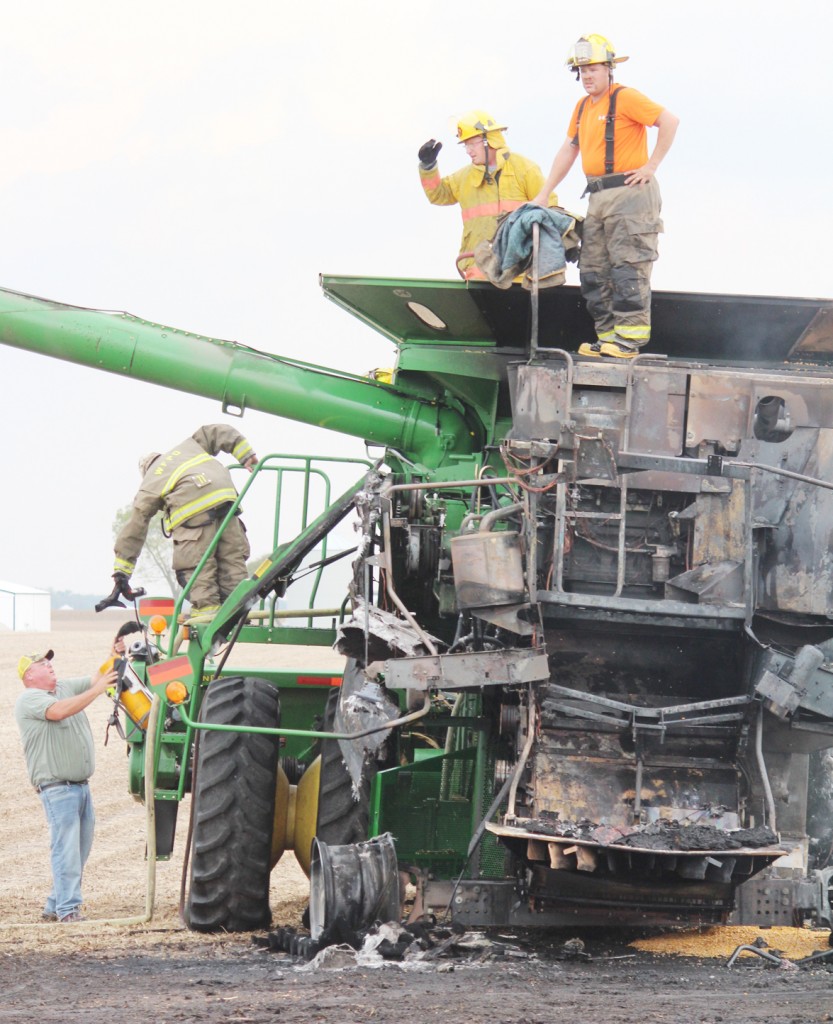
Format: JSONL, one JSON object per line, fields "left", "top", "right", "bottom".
{"left": 316, "top": 685, "right": 375, "bottom": 846}
{"left": 185, "top": 675, "right": 280, "bottom": 932}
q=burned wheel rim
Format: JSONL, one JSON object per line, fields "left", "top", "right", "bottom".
{"left": 185, "top": 675, "right": 280, "bottom": 932}
{"left": 309, "top": 833, "right": 400, "bottom": 942}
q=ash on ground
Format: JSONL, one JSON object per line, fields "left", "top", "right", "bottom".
{"left": 253, "top": 919, "right": 630, "bottom": 970}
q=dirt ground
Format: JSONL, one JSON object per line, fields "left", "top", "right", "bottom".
{"left": 1, "top": 612, "right": 832, "bottom": 1023}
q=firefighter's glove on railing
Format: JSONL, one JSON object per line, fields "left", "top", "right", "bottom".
{"left": 418, "top": 139, "right": 442, "bottom": 168}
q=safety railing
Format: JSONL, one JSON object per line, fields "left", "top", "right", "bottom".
{"left": 172, "top": 452, "right": 371, "bottom": 631}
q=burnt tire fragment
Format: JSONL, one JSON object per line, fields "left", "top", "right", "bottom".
{"left": 185, "top": 675, "right": 280, "bottom": 932}
{"left": 315, "top": 686, "right": 376, "bottom": 845}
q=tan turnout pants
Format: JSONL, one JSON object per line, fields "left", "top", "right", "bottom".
{"left": 579, "top": 177, "right": 663, "bottom": 349}
{"left": 172, "top": 514, "right": 250, "bottom": 611}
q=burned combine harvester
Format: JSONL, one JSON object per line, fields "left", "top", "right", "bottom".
{"left": 2, "top": 279, "right": 833, "bottom": 935}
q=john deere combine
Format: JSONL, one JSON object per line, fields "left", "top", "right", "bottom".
{"left": 2, "top": 277, "right": 833, "bottom": 935}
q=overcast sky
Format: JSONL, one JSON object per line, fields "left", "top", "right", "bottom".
{"left": 2, "top": 0, "right": 832, "bottom": 596}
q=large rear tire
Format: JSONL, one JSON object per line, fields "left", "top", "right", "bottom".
{"left": 185, "top": 675, "right": 280, "bottom": 932}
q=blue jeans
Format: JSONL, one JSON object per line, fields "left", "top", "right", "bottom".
{"left": 39, "top": 783, "right": 95, "bottom": 920}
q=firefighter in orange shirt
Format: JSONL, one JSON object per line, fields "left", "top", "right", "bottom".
{"left": 532, "top": 34, "right": 679, "bottom": 358}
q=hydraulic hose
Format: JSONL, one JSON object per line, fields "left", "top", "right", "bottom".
{"left": 755, "top": 703, "right": 777, "bottom": 832}
{"left": 506, "top": 685, "right": 537, "bottom": 821}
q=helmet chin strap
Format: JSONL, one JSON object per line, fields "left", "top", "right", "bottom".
{"left": 573, "top": 61, "right": 615, "bottom": 84}
{"left": 482, "top": 133, "right": 493, "bottom": 183}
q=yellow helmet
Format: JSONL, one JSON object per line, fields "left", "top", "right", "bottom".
{"left": 566, "top": 34, "right": 629, "bottom": 69}
{"left": 456, "top": 110, "right": 507, "bottom": 148}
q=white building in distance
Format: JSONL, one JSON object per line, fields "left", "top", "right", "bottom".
{"left": 0, "top": 580, "right": 51, "bottom": 632}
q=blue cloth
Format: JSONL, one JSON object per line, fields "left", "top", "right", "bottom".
{"left": 491, "top": 205, "right": 576, "bottom": 278}
{"left": 40, "top": 783, "right": 95, "bottom": 919}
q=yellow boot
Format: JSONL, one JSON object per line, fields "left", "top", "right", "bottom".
{"left": 578, "top": 340, "right": 639, "bottom": 359}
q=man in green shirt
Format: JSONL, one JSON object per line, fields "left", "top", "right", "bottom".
{"left": 15, "top": 649, "right": 117, "bottom": 922}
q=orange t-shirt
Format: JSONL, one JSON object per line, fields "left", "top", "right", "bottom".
{"left": 567, "top": 85, "right": 664, "bottom": 177}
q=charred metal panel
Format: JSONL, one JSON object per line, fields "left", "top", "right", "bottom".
{"left": 755, "top": 670, "right": 802, "bottom": 719}
{"left": 539, "top": 595, "right": 745, "bottom": 630}
{"left": 755, "top": 646, "right": 824, "bottom": 717}
{"left": 686, "top": 369, "right": 833, "bottom": 452}
{"left": 570, "top": 387, "right": 626, "bottom": 440}
{"left": 525, "top": 866, "right": 732, "bottom": 923}
{"left": 686, "top": 373, "right": 752, "bottom": 451}
{"left": 507, "top": 359, "right": 689, "bottom": 454}
{"left": 754, "top": 646, "right": 833, "bottom": 721}
{"left": 691, "top": 480, "right": 747, "bottom": 566}
{"left": 570, "top": 360, "right": 632, "bottom": 388}
{"left": 423, "top": 877, "right": 731, "bottom": 928}
{"left": 450, "top": 531, "right": 526, "bottom": 608}
{"left": 627, "top": 367, "right": 687, "bottom": 455}
{"left": 755, "top": 429, "right": 833, "bottom": 616}
{"left": 665, "top": 560, "right": 745, "bottom": 606}
{"left": 730, "top": 871, "right": 830, "bottom": 926}
{"left": 383, "top": 648, "right": 550, "bottom": 691}
{"left": 611, "top": 469, "right": 727, "bottom": 494}
{"left": 746, "top": 430, "right": 821, "bottom": 528}
{"left": 468, "top": 603, "right": 537, "bottom": 636}
{"left": 573, "top": 433, "right": 619, "bottom": 481}
{"left": 748, "top": 377, "right": 833, "bottom": 429}
{"left": 508, "top": 362, "right": 570, "bottom": 441}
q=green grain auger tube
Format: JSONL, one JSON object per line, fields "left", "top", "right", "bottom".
{"left": 3, "top": 278, "right": 833, "bottom": 937}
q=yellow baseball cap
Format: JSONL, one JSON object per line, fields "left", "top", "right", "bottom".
{"left": 18, "top": 649, "right": 54, "bottom": 680}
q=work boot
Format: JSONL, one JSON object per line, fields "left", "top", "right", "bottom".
{"left": 578, "top": 340, "right": 639, "bottom": 359}
{"left": 183, "top": 605, "right": 221, "bottom": 626}
{"left": 41, "top": 911, "right": 58, "bottom": 923}
{"left": 59, "top": 911, "right": 87, "bottom": 923}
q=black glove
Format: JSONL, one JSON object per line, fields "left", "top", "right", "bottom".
{"left": 418, "top": 139, "right": 442, "bottom": 167}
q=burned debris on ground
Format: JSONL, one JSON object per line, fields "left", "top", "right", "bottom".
{"left": 726, "top": 934, "right": 833, "bottom": 970}
{"left": 254, "top": 918, "right": 642, "bottom": 969}
{"left": 254, "top": 912, "right": 833, "bottom": 976}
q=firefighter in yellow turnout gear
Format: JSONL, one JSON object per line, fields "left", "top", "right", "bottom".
{"left": 419, "top": 110, "right": 557, "bottom": 280}
{"left": 113, "top": 424, "right": 258, "bottom": 621}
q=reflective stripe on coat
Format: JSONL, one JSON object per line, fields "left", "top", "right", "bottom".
{"left": 113, "top": 424, "right": 255, "bottom": 576}
{"left": 420, "top": 148, "right": 554, "bottom": 276}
